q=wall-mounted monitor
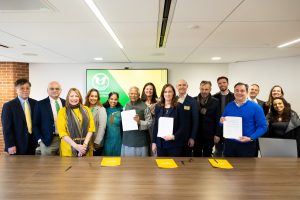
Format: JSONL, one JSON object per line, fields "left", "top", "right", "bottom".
{"left": 86, "top": 69, "right": 168, "bottom": 106}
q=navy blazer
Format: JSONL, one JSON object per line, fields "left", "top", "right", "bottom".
{"left": 1, "top": 97, "right": 37, "bottom": 154}
{"left": 33, "top": 97, "right": 66, "bottom": 146}
{"left": 152, "top": 103, "right": 187, "bottom": 149}
{"left": 180, "top": 95, "right": 199, "bottom": 139}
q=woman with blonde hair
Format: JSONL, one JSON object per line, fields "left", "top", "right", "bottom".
{"left": 57, "top": 88, "right": 95, "bottom": 157}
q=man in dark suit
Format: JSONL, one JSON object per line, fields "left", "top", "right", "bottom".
{"left": 213, "top": 76, "right": 235, "bottom": 157}
{"left": 248, "top": 84, "right": 265, "bottom": 107}
{"left": 33, "top": 81, "right": 65, "bottom": 156}
{"left": 176, "top": 79, "right": 199, "bottom": 156}
{"left": 194, "top": 81, "right": 220, "bottom": 157}
{"left": 1, "top": 78, "right": 37, "bottom": 155}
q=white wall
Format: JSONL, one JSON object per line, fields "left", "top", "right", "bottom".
{"left": 229, "top": 56, "right": 300, "bottom": 113}
{"left": 30, "top": 56, "right": 300, "bottom": 114}
{"left": 29, "top": 63, "right": 228, "bottom": 100}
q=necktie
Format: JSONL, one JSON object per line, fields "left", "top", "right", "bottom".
{"left": 24, "top": 100, "right": 32, "bottom": 134}
{"left": 55, "top": 100, "right": 60, "bottom": 114}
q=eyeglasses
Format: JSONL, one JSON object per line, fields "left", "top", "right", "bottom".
{"left": 49, "top": 88, "right": 60, "bottom": 91}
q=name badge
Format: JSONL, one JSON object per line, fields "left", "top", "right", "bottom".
{"left": 184, "top": 106, "right": 190, "bottom": 110}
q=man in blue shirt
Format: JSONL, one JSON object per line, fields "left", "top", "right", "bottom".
{"left": 220, "top": 82, "right": 267, "bottom": 157}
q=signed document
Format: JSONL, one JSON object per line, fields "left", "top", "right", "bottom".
{"left": 223, "top": 116, "right": 242, "bottom": 139}
{"left": 157, "top": 117, "right": 174, "bottom": 138}
{"left": 121, "top": 110, "right": 138, "bottom": 131}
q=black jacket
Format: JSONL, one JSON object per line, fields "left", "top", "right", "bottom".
{"left": 194, "top": 95, "right": 220, "bottom": 139}
{"left": 266, "top": 111, "right": 300, "bottom": 157}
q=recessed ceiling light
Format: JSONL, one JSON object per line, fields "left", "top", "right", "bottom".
{"left": 277, "top": 38, "right": 300, "bottom": 48}
{"left": 211, "top": 57, "right": 221, "bottom": 61}
{"left": 151, "top": 53, "right": 165, "bottom": 56}
{"left": 94, "top": 57, "right": 103, "bottom": 61}
{"left": 187, "top": 25, "right": 200, "bottom": 30}
{"left": 22, "top": 53, "right": 38, "bottom": 56}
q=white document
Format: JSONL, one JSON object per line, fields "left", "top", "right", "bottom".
{"left": 223, "top": 116, "right": 242, "bottom": 139}
{"left": 121, "top": 110, "right": 138, "bottom": 131}
{"left": 157, "top": 117, "right": 174, "bottom": 138}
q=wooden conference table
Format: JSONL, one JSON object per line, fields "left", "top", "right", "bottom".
{"left": 0, "top": 156, "right": 299, "bottom": 200}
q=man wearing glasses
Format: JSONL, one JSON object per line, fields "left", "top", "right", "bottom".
{"left": 33, "top": 81, "right": 65, "bottom": 155}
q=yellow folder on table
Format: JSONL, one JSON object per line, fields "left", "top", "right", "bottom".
{"left": 156, "top": 159, "right": 178, "bottom": 168}
{"left": 208, "top": 159, "right": 233, "bottom": 169}
{"left": 101, "top": 157, "right": 121, "bottom": 166}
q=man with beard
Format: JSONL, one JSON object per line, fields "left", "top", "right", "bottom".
{"left": 213, "top": 76, "right": 234, "bottom": 157}
{"left": 194, "top": 81, "right": 220, "bottom": 157}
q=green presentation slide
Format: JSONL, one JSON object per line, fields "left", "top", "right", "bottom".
{"left": 86, "top": 69, "right": 168, "bottom": 106}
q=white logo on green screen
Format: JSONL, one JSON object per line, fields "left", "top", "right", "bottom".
{"left": 92, "top": 73, "right": 109, "bottom": 91}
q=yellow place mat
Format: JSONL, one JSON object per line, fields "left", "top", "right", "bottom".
{"left": 208, "top": 159, "right": 233, "bottom": 169}
{"left": 101, "top": 157, "right": 121, "bottom": 167}
{"left": 156, "top": 159, "right": 178, "bottom": 168}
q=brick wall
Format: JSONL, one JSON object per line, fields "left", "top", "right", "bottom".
{"left": 0, "top": 62, "right": 29, "bottom": 153}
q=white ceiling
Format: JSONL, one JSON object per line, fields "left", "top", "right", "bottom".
{"left": 0, "top": 0, "right": 300, "bottom": 64}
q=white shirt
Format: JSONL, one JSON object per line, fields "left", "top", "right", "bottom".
{"left": 49, "top": 97, "right": 63, "bottom": 133}
{"left": 248, "top": 97, "right": 258, "bottom": 104}
{"left": 234, "top": 99, "right": 248, "bottom": 107}
{"left": 178, "top": 93, "right": 187, "bottom": 104}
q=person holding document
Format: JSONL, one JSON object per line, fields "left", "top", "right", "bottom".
{"left": 152, "top": 84, "right": 185, "bottom": 157}
{"left": 219, "top": 82, "right": 267, "bottom": 157}
{"left": 121, "top": 86, "right": 152, "bottom": 157}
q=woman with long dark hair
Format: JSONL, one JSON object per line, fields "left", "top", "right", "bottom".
{"left": 152, "top": 84, "right": 185, "bottom": 157}
{"left": 141, "top": 82, "right": 158, "bottom": 155}
{"left": 265, "top": 97, "right": 300, "bottom": 157}
{"left": 263, "top": 85, "right": 284, "bottom": 115}
{"left": 102, "top": 92, "right": 123, "bottom": 156}
{"left": 84, "top": 89, "right": 107, "bottom": 156}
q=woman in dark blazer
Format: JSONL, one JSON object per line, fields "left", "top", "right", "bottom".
{"left": 265, "top": 97, "right": 300, "bottom": 157}
{"left": 152, "top": 84, "right": 186, "bottom": 157}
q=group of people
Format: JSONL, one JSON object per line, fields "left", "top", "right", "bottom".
{"left": 1, "top": 77, "right": 300, "bottom": 157}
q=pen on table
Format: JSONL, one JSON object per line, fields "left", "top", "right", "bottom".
{"left": 65, "top": 165, "right": 72, "bottom": 172}
{"left": 214, "top": 159, "right": 219, "bottom": 163}
{"left": 181, "top": 161, "right": 185, "bottom": 165}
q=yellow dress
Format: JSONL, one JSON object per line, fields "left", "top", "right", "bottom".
{"left": 57, "top": 106, "right": 95, "bottom": 157}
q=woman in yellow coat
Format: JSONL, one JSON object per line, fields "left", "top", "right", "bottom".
{"left": 57, "top": 88, "right": 95, "bottom": 157}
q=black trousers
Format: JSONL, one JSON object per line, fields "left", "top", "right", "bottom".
{"left": 157, "top": 147, "right": 183, "bottom": 157}
{"left": 224, "top": 139, "right": 256, "bottom": 157}
{"left": 194, "top": 137, "right": 214, "bottom": 157}
{"left": 93, "top": 147, "right": 103, "bottom": 156}
{"left": 26, "top": 133, "right": 37, "bottom": 155}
